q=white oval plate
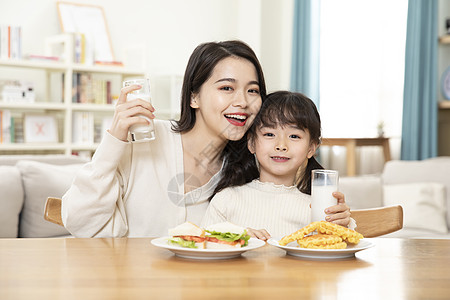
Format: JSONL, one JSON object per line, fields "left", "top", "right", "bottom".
{"left": 151, "top": 237, "right": 266, "bottom": 260}
{"left": 267, "top": 238, "right": 374, "bottom": 260}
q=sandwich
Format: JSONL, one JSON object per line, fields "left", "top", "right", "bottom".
{"left": 204, "top": 221, "right": 250, "bottom": 249}
{"left": 168, "top": 222, "right": 206, "bottom": 249}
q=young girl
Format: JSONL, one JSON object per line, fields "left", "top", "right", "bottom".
{"left": 62, "top": 40, "right": 266, "bottom": 238}
{"left": 201, "top": 91, "right": 352, "bottom": 240}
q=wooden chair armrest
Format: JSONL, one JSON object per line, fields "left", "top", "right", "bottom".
{"left": 44, "top": 197, "right": 64, "bottom": 227}
{"left": 350, "top": 205, "right": 403, "bottom": 238}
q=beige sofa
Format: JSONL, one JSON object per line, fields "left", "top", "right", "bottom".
{"left": 0, "top": 155, "right": 88, "bottom": 238}
{"left": 341, "top": 157, "right": 450, "bottom": 238}
{"left": 2, "top": 154, "right": 449, "bottom": 239}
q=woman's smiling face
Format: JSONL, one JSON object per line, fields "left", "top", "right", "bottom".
{"left": 190, "top": 56, "right": 262, "bottom": 141}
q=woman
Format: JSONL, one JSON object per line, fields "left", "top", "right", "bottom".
{"left": 61, "top": 40, "right": 266, "bottom": 238}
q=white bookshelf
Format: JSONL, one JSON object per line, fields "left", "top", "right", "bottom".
{"left": 0, "top": 58, "right": 145, "bottom": 155}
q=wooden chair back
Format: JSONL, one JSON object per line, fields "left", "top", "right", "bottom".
{"left": 44, "top": 197, "right": 403, "bottom": 238}
{"left": 44, "top": 197, "right": 64, "bottom": 227}
{"left": 351, "top": 205, "right": 403, "bottom": 237}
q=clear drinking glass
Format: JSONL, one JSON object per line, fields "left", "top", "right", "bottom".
{"left": 123, "top": 78, "right": 155, "bottom": 142}
{"left": 311, "top": 170, "right": 339, "bottom": 222}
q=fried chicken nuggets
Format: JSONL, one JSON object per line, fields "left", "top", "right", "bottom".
{"left": 279, "top": 221, "right": 364, "bottom": 249}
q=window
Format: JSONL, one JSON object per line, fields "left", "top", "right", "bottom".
{"left": 319, "top": 0, "right": 408, "bottom": 139}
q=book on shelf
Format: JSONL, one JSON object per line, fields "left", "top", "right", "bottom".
{"left": 94, "top": 61, "right": 123, "bottom": 66}
{"left": 72, "top": 72, "right": 111, "bottom": 105}
{"left": 72, "top": 111, "right": 94, "bottom": 144}
{"left": 49, "top": 72, "right": 64, "bottom": 103}
{"left": 72, "top": 72, "right": 79, "bottom": 103}
{"left": 13, "top": 117, "right": 23, "bottom": 143}
{"left": 74, "top": 33, "right": 86, "bottom": 64}
{"left": 0, "top": 110, "right": 12, "bottom": 143}
{"left": 94, "top": 116, "right": 113, "bottom": 143}
{"left": 79, "top": 73, "right": 93, "bottom": 103}
{"left": 25, "top": 54, "right": 60, "bottom": 62}
{"left": 0, "top": 25, "right": 22, "bottom": 60}
{"left": 0, "top": 112, "right": 24, "bottom": 144}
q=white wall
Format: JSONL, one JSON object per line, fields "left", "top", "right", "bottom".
{"left": 0, "top": 0, "right": 293, "bottom": 100}
{"left": 261, "top": 0, "right": 294, "bottom": 92}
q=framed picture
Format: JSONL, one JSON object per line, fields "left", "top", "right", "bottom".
{"left": 24, "top": 114, "right": 58, "bottom": 143}
{"left": 56, "top": 1, "right": 114, "bottom": 62}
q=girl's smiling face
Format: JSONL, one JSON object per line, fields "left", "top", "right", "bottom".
{"left": 190, "top": 56, "right": 262, "bottom": 142}
{"left": 248, "top": 124, "right": 317, "bottom": 186}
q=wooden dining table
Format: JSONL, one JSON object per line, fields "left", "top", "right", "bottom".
{"left": 1, "top": 237, "right": 449, "bottom": 299}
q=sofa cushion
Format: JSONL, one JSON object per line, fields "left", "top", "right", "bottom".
{"left": 339, "top": 175, "right": 383, "bottom": 209}
{"left": 383, "top": 182, "right": 448, "bottom": 234}
{"left": 0, "top": 166, "right": 24, "bottom": 238}
{"left": 382, "top": 158, "right": 450, "bottom": 230}
{"left": 16, "top": 160, "right": 84, "bottom": 238}
{"left": 383, "top": 227, "right": 450, "bottom": 239}
{"left": 0, "top": 154, "right": 88, "bottom": 166}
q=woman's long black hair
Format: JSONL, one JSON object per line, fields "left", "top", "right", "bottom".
{"left": 170, "top": 40, "right": 266, "bottom": 196}
{"left": 172, "top": 40, "right": 266, "bottom": 133}
{"left": 210, "top": 91, "right": 323, "bottom": 199}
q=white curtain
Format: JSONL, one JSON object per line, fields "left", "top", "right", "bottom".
{"left": 318, "top": 0, "right": 408, "bottom": 176}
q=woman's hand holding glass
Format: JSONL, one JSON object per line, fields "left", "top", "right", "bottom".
{"left": 324, "top": 191, "right": 351, "bottom": 227}
{"left": 109, "top": 84, "right": 156, "bottom": 142}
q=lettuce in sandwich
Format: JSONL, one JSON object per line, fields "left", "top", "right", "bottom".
{"left": 205, "top": 222, "right": 250, "bottom": 248}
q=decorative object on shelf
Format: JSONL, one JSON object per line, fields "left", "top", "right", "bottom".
{"left": 0, "top": 110, "right": 12, "bottom": 143}
{"left": 377, "top": 121, "right": 385, "bottom": 137}
{"left": 0, "top": 80, "right": 35, "bottom": 103}
{"left": 57, "top": 2, "right": 114, "bottom": 64}
{"left": 441, "top": 66, "right": 450, "bottom": 100}
{"left": 23, "top": 114, "right": 58, "bottom": 143}
{"left": 44, "top": 33, "right": 76, "bottom": 63}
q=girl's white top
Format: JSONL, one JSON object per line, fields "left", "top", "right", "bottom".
{"left": 201, "top": 179, "right": 356, "bottom": 239}
{"left": 201, "top": 180, "right": 312, "bottom": 239}
{"left": 62, "top": 119, "right": 222, "bottom": 238}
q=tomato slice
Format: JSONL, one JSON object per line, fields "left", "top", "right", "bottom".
{"left": 176, "top": 235, "right": 205, "bottom": 243}
{"left": 205, "top": 236, "right": 243, "bottom": 246}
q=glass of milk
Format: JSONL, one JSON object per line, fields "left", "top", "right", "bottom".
{"left": 123, "top": 78, "right": 155, "bottom": 142}
{"left": 311, "top": 170, "right": 339, "bottom": 222}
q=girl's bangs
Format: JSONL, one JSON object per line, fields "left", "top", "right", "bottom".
{"left": 257, "top": 97, "right": 309, "bottom": 130}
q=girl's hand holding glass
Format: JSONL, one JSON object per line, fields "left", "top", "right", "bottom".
{"left": 323, "top": 191, "right": 351, "bottom": 227}
{"left": 109, "top": 83, "right": 156, "bottom": 142}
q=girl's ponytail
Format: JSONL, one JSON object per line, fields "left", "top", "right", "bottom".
{"left": 297, "top": 156, "right": 323, "bottom": 195}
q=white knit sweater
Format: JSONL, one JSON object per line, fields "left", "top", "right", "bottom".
{"left": 62, "top": 119, "right": 222, "bottom": 238}
{"left": 201, "top": 180, "right": 312, "bottom": 239}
